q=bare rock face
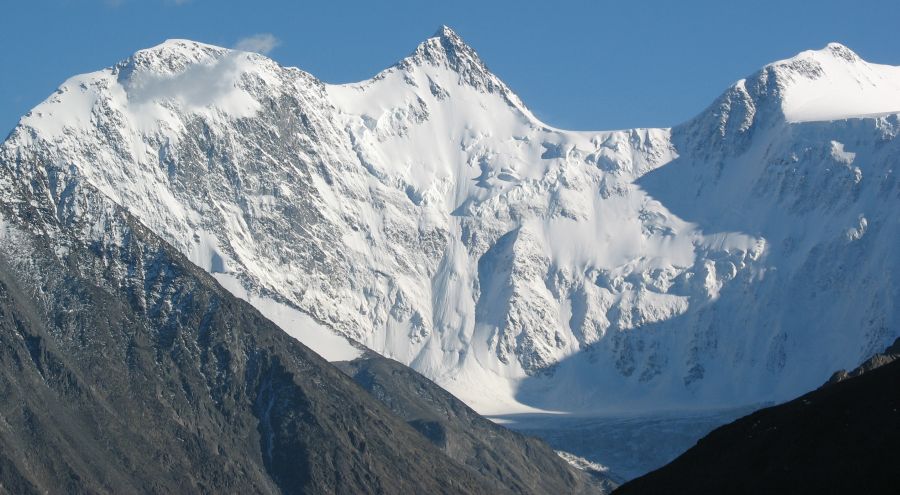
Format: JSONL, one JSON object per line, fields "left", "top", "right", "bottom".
{"left": 826, "top": 336, "right": 900, "bottom": 385}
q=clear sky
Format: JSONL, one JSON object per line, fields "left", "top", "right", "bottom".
{"left": 3, "top": 0, "right": 899, "bottom": 135}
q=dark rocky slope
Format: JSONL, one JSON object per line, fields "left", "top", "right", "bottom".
{"left": 337, "top": 354, "right": 615, "bottom": 494}
{"left": 826, "top": 337, "right": 900, "bottom": 385}
{"left": 0, "top": 173, "right": 516, "bottom": 494}
{"left": 614, "top": 343, "right": 900, "bottom": 495}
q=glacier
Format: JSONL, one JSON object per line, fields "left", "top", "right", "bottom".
{"left": 3, "top": 27, "right": 898, "bottom": 417}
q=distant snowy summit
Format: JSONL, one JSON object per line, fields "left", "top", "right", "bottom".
{"left": 3, "top": 27, "right": 900, "bottom": 415}
{"left": 773, "top": 42, "right": 900, "bottom": 122}
{"left": 680, "top": 42, "right": 900, "bottom": 153}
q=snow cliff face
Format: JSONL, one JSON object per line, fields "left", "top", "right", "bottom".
{"left": 3, "top": 28, "right": 898, "bottom": 413}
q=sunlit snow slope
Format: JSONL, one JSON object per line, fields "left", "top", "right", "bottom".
{"left": 3, "top": 28, "right": 898, "bottom": 414}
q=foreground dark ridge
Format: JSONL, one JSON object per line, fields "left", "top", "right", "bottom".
{"left": 0, "top": 155, "right": 598, "bottom": 493}
{"left": 0, "top": 190, "right": 490, "bottom": 494}
{"left": 614, "top": 347, "right": 900, "bottom": 494}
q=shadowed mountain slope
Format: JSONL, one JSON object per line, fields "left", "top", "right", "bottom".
{"left": 614, "top": 345, "right": 900, "bottom": 494}
{"left": 337, "top": 354, "right": 616, "bottom": 494}
{"left": 0, "top": 170, "right": 520, "bottom": 494}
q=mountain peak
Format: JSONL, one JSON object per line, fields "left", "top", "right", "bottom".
{"left": 677, "top": 41, "right": 900, "bottom": 153}
{"left": 688, "top": 41, "right": 900, "bottom": 140}
{"left": 408, "top": 25, "right": 484, "bottom": 70}
{"left": 823, "top": 42, "right": 859, "bottom": 61}
{"left": 433, "top": 24, "right": 460, "bottom": 40}
{"left": 769, "top": 42, "right": 900, "bottom": 122}
{"left": 779, "top": 41, "right": 861, "bottom": 68}
{"left": 387, "top": 25, "right": 526, "bottom": 105}
{"left": 134, "top": 38, "right": 230, "bottom": 61}
{"left": 430, "top": 25, "right": 471, "bottom": 55}
{"left": 113, "top": 38, "right": 232, "bottom": 82}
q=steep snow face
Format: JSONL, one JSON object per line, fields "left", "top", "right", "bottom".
{"left": 3, "top": 30, "right": 899, "bottom": 414}
{"left": 522, "top": 113, "right": 900, "bottom": 412}
{"left": 776, "top": 43, "right": 900, "bottom": 122}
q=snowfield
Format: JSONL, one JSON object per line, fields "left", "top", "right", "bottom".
{"left": 4, "top": 27, "right": 899, "bottom": 416}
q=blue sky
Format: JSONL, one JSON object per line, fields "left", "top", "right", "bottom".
{"left": 3, "top": 0, "right": 899, "bottom": 134}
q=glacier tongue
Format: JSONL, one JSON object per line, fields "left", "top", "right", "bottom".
{"left": 3, "top": 30, "right": 900, "bottom": 415}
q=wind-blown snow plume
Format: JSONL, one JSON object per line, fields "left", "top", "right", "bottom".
{"left": 234, "top": 33, "right": 280, "bottom": 55}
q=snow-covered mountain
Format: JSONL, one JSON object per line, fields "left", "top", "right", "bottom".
{"left": 4, "top": 27, "right": 898, "bottom": 414}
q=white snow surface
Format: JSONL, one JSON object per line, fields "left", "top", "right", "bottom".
{"left": 776, "top": 43, "right": 900, "bottom": 122}
{"left": 3, "top": 29, "right": 900, "bottom": 415}
{"left": 214, "top": 273, "right": 362, "bottom": 362}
